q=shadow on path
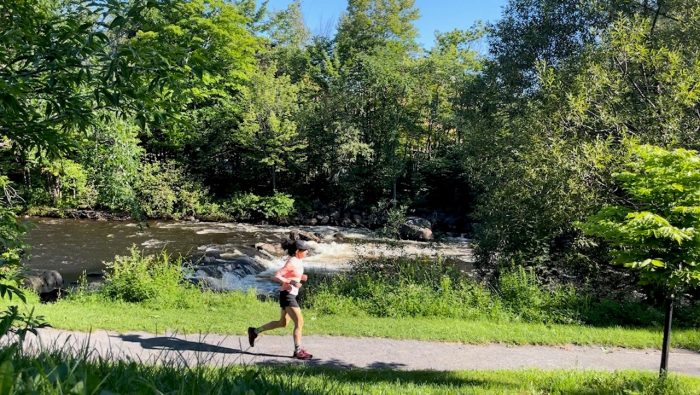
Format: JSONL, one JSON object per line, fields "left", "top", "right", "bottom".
{"left": 116, "top": 334, "right": 293, "bottom": 359}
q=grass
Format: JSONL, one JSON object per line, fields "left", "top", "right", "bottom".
{"left": 6, "top": 290, "right": 700, "bottom": 350}
{"left": 4, "top": 345, "right": 700, "bottom": 394}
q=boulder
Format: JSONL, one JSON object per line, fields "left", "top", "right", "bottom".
{"left": 23, "top": 270, "right": 63, "bottom": 294}
{"left": 400, "top": 217, "right": 433, "bottom": 241}
{"left": 289, "top": 229, "right": 321, "bottom": 243}
{"left": 256, "top": 242, "right": 285, "bottom": 256}
{"left": 352, "top": 214, "right": 363, "bottom": 226}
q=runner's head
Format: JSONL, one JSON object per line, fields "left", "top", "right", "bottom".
{"left": 294, "top": 240, "right": 311, "bottom": 257}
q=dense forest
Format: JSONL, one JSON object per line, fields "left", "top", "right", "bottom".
{"left": 1, "top": 0, "right": 700, "bottom": 278}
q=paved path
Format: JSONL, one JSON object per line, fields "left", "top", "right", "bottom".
{"left": 23, "top": 328, "right": 700, "bottom": 376}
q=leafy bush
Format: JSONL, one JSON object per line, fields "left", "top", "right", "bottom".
{"left": 306, "top": 257, "right": 502, "bottom": 320}
{"left": 675, "top": 300, "right": 700, "bottom": 327}
{"left": 381, "top": 204, "right": 408, "bottom": 239}
{"left": 582, "top": 298, "right": 664, "bottom": 327}
{"left": 101, "top": 248, "right": 193, "bottom": 306}
{"left": 258, "top": 193, "right": 295, "bottom": 220}
{"left": 135, "top": 160, "right": 208, "bottom": 219}
{"left": 496, "top": 266, "right": 585, "bottom": 324}
{"left": 222, "top": 192, "right": 295, "bottom": 221}
{"left": 370, "top": 200, "right": 409, "bottom": 237}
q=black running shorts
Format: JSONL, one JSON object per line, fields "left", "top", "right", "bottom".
{"left": 279, "top": 290, "right": 300, "bottom": 308}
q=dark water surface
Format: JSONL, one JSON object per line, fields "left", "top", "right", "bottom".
{"left": 22, "top": 217, "right": 474, "bottom": 290}
{"left": 23, "top": 218, "right": 294, "bottom": 281}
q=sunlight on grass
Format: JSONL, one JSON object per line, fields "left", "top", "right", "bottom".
{"left": 5, "top": 290, "right": 700, "bottom": 350}
{"left": 4, "top": 344, "right": 700, "bottom": 394}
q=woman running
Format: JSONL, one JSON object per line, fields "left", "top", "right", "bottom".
{"left": 247, "top": 239, "right": 313, "bottom": 360}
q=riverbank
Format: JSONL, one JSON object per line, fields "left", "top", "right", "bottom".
{"left": 22, "top": 204, "right": 469, "bottom": 237}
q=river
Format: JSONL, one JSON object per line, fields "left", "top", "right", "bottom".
{"left": 22, "top": 217, "right": 474, "bottom": 293}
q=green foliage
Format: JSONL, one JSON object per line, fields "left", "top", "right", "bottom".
{"left": 0, "top": 0, "right": 110, "bottom": 154}
{"left": 0, "top": 178, "right": 47, "bottom": 342}
{"left": 135, "top": 160, "right": 208, "bottom": 219}
{"left": 222, "top": 192, "right": 295, "bottom": 221}
{"left": 101, "top": 248, "right": 193, "bottom": 307}
{"left": 306, "top": 256, "right": 682, "bottom": 327}
{"left": 239, "top": 64, "right": 304, "bottom": 191}
{"left": 308, "top": 257, "right": 500, "bottom": 321}
{"left": 378, "top": 203, "right": 408, "bottom": 239}
{"left": 108, "top": 0, "right": 259, "bottom": 142}
{"left": 2, "top": 347, "right": 699, "bottom": 394}
{"left": 82, "top": 116, "right": 143, "bottom": 212}
{"left": 497, "top": 266, "right": 584, "bottom": 324}
{"left": 336, "top": 0, "right": 420, "bottom": 61}
{"left": 578, "top": 144, "right": 700, "bottom": 291}
{"left": 39, "top": 159, "right": 95, "bottom": 209}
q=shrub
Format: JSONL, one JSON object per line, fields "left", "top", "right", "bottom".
{"left": 306, "top": 257, "right": 498, "bottom": 320}
{"left": 258, "top": 193, "right": 295, "bottom": 220}
{"left": 496, "top": 266, "right": 585, "bottom": 324}
{"left": 222, "top": 192, "right": 295, "bottom": 221}
{"left": 371, "top": 200, "right": 408, "bottom": 238}
{"left": 101, "top": 248, "right": 191, "bottom": 306}
{"left": 582, "top": 298, "right": 664, "bottom": 327}
{"left": 381, "top": 205, "right": 408, "bottom": 239}
{"left": 135, "top": 160, "right": 208, "bottom": 219}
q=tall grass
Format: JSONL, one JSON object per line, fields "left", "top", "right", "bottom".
{"left": 304, "top": 256, "right": 696, "bottom": 328}
{"left": 2, "top": 343, "right": 699, "bottom": 394}
{"left": 80, "top": 251, "right": 700, "bottom": 328}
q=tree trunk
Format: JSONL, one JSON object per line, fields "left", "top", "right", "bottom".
{"left": 659, "top": 294, "right": 674, "bottom": 376}
{"left": 272, "top": 166, "right": 277, "bottom": 192}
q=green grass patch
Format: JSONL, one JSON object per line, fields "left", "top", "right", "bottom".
{"left": 3, "top": 346, "right": 700, "bottom": 394}
{"left": 5, "top": 290, "right": 700, "bottom": 350}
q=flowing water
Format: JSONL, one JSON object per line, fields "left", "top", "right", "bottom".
{"left": 22, "top": 217, "right": 474, "bottom": 293}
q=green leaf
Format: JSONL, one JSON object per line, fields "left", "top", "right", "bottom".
{"left": 0, "top": 360, "right": 14, "bottom": 394}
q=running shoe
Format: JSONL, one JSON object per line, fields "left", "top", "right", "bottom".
{"left": 292, "top": 348, "right": 313, "bottom": 360}
{"left": 247, "top": 327, "right": 257, "bottom": 347}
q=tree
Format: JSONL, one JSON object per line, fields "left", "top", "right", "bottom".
{"left": 110, "top": 0, "right": 259, "bottom": 154}
{"left": 488, "top": 0, "right": 655, "bottom": 96}
{"left": 326, "top": 0, "right": 421, "bottom": 204}
{"left": 578, "top": 144, "right": 700, "bottom": 375}
{"left": 0, "top": 0, "right": 107, "bottom": 339}
{"left": 336, "top": 0, "right": 419, "bottom": 62}
{"left": 82, "top": 115, "right": 144, "bottom": 212}
{"left": 460, "top": 1, "right": 700, "bottom": 272}
{"left": 0, "top": 0, "right": 258, "bottom": 339}
{"left": 263, "top": 0, "right": 310, "bottom": 81}
{"left": 239, "top": 65, "right": 304, "bottom": 192}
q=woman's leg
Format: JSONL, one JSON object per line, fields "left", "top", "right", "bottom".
{"left": 258, "top": 309, "right": 289, "bottom": 332}
{"left": 285, "top": 306, "right": 304, "bottom": 348}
